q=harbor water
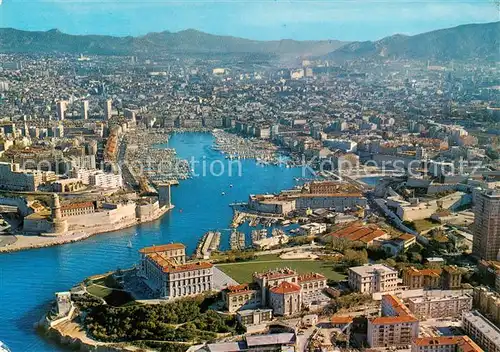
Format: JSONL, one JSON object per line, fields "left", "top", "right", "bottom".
{"left": 0, "top": 133, "right": 305, "bottom": 352}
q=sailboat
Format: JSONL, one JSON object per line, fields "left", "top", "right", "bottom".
{"left": 127, "top": 240, "right": 133, "bottom": 248}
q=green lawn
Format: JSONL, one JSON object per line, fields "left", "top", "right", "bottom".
{"left": 412, "top": 219, "right": 440, "bottom": 232}
{"left": 87, "top": 283, "right": 134, "bottom": 307}
{"left": 87, "top": 284, "right": 113, "bottom": 298}
{"left": 217, "top": 259, "right": 346, "bottom": 283}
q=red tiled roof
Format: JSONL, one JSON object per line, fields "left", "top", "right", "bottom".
{"left": 270, "top": 281, "right": 301, "bottom": 294}
{"left": 139, "top": 243, "right": 186, "bottom": 253}
{"left": 405, "top": 267, "right": 441, "bottom": 277}
{"left": 61, "top": 202, "right": 94, "bottom": 211}
{"left": 331, "top": 316, "right": 354, "bottom": 324}
{"left": 298, "top": 273, "right": 326, "bottom": 283}
{"left": 399, "top": 234, "right": 416, "bottom": 241}
{"left": 413, "top": 336, "right": 483, "bottom": 352}
{"left": 254, "top": 268, "right": 297, "bottom": 280}
{"left": 226, "top": 283, "right": 258, "bottom": 295}
{"left": 329, "top": 223, "right": 387, "bottom": 244}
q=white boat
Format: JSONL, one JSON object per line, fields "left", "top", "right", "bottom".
{"left": 127, "top": 240, "right": 133, "bottom": 248}
{"left": 0, "top": 341, "right": 11, "bottom": 352}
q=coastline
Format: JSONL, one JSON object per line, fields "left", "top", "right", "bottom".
{"left": 39, "top": 318, "right": 154, "bottom": 352}
{"left": 0, "top": 205, "right": 173, "bottom": 254}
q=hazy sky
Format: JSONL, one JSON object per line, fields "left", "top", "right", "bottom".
{"left": 0, "top": 0, "right": 498, "bottom": 41}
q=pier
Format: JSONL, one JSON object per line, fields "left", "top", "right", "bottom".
{"left": 229, "top": 230, "right": 246, "bottom": 251}
{"left": 196, "top": 231, "right": 221, "bottom": 258}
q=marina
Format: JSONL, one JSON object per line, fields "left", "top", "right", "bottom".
{"left": 212, "top": 129, "right": 283, "bottom": 164}
{"left": 195, "top": 230, "right": 221, "bottom": 259}
{"left": 229, "top": 230, "right": 246, "bottom": 251}
{"left": 251, "top": 228, "right": 268, "bottom": 245}
{"left": 0, "top": 133, "right": 304, "bottom": 352}
{"left": 123, "top": 128, "right": 192, "bottom": 184}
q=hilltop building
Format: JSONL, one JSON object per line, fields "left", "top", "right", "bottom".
{"left": 138, "top": 244, "right": 213, "bottom": 299}
{"left": 222, "top": 268, "right": 327, "bottom": 316}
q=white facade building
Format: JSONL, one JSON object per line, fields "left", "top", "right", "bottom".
{"left": 348, "top": 264, "right": 400, "bottom": 294}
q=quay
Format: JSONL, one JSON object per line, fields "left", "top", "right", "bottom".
{"left": 231, "top": 210, "right": 284, "bottom": 228}
{"left": 229, "top": 230, "right": 246, "bottom": 251}
{"left": 196, "top": 231, "right": 221, "bottom": 258}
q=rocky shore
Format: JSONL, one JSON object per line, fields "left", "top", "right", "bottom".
{"left": 39, "top": 318, "right": 153, "bottom": 352}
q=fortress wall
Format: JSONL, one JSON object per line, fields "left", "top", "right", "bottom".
{"left": 0, "top": 196, "right": 31, "bottom": 216}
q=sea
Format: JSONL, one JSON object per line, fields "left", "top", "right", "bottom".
{"left": 0, "top": 132, "right": 307, "bottom": 352}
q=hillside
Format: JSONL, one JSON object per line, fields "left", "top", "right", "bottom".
{"left": 327, "top": 21, "right": 500, "bottom": 61}
{"left": 0, "top": 28, "right": 345, "bottom": 57}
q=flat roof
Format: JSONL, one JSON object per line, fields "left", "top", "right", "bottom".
{"left": 463, "top": 311, "right": 500, "bottom": 346}
{"left": 207, "top": 342, "right": 244, "bottom": 352}
{"left": 408, "top": 294, "right": 471, "bottom": 304}
{"left": 349, "top": 264, "right": 397, "bottom": 277}
{"left": 246, "top": 333, "right": 295, "bottom": 347}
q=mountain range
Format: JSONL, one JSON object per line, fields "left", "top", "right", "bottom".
{"left": 0, "top": 28, "right": 345, "bottom": 57}
{"left": 327, "top": 21, "right": 499, "bottom": 61}
{"left": 0, "top": 21, "right": 498, "bottom": 61}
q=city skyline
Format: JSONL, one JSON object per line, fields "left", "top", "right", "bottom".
{"left": 0, "top": 0, "right": 498, "bottom": 41}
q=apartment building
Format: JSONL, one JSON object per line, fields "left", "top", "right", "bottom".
{"left": 472, "top": 286, "right": 500, "bottom": 327}
{"left": 89, "top": 171, "right": 122, "bottom": 189}
{"left": 402, "top": 266, "right": 463, "bottom": 290}
{"left": 367, "top": 294, "right": 419, "bottom": 348}
{"left": 407, "top": 294, "right": 472, "bottom": 319}
{"left": 71, "top": 168, "right": 123, "bottom": 189}
{"left": 348, "top": 264, "right": 399, "bottom": 294}
{"left": 462, "top": 311, "right": 500, "bottom": 352}
{"left": 473, "top": 191, "right": 500, "bottom": 261}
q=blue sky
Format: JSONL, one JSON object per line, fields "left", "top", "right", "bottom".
{"left": 0, "top": 0, "right": 498, "bottom": 41}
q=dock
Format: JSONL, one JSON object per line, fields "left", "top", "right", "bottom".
{"left": 230, "top": 230, "right": 246, "bottom": 251}
{"left": 196, "top": 231, "right": 221, "bottom": 258}
{"left": 251, "top": 229, "right": 268, "bottom": 246}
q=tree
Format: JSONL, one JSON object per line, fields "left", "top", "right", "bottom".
{"left": 344, "top": 249, "right": 368, "bottom": 266}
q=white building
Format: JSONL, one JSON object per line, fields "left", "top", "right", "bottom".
{"left": 81, "top": 100, "right": 89, "bottom": 120}
{"left": 348, "top": 264, "right": 400, "bottom": 294}
{"left": 407, "top": 293, "right": 472, "bottom": 319}
{"left": 298, "top": 223, "right": 327, "bottom": 236}
{"left": 139, "top": 244, "right": 213, "bottom": 299}
{"left": 71, "top": 168, "right": 122, "bottom": 189}
{"left": 104, "top": 99, "right": 112, "bottom": 120}
{"left": 462, "top": 311, "right": 500, "bottom": 352}
{"left": 56, "top": 100, "right": 67, "bottom": 121}
{"left": 0, "top": 162, "right": 57, "bottom": 191}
